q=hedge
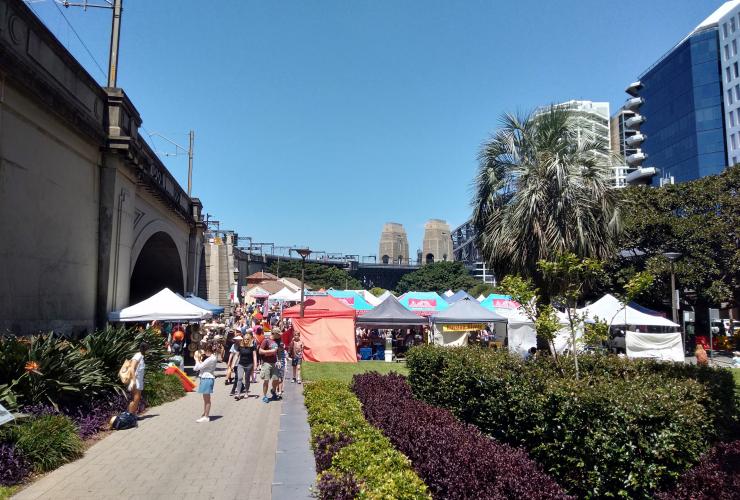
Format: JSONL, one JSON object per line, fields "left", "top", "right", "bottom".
{"left": 303, "top": 380, "right": 429, "bottom": 499}
{"left": 351, "top": 372, "right": 570, "bottom": 500}
{"left": 406, "top": 346, "right": 714, "bottom": 498}
{"left": 5, "top": 415, "right": 84, "bottom": 473}
{"left": 656, "top": 440, "right": 740, "bottom": 499}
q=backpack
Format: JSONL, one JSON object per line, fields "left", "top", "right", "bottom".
{"left": 110, "top": 411, "right": 138, "bottom": 430}
{"left": 119, "top": 359, "right": 133, "bottom": 385}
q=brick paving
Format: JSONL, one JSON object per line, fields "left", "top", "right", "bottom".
{"left": 14, "top": 364, "right": 289, "bottom": 500}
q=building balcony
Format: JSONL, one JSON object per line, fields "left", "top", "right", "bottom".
{"left": 625, "top": 133, "right": 645, "bottom": 147}
{"left": 625, "top": 166, "right": 657, "bottom": 184}
{"left": 626, "top": 152, "right": 647, "bottom": 166}
{"left": 624, "top": 97, "right": 644, "bottom": 111}
{"left": 626, "top": 80, "right": 643, "bottom": 97}
{"left": 625, "top": 114, "right": 645, "bottom": 128}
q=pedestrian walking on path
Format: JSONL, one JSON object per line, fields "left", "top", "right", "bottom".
{"left": 288, "top": 332, "right": 304, "bottom": 384}
{"left": 235, "top": 332, "right": 258, "bottom": 400}
{"left": 194, "top": 343, "right": 218, "bottom": 422}
{"left": 127, "top": 341, "right": 148, "bottom": 415}
{"left": 259, "top": 331, "right": 281, "bottom": 403}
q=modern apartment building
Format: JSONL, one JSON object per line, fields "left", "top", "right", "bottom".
{"left": 626, "top": 1, "right": 738, "bottom": 185}
{"left": 537, "top": 100, "right": 627, "bottom": 187}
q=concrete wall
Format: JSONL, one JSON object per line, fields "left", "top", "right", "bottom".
{"left": 0, "top": 79, "right": 101, "bottom": 334}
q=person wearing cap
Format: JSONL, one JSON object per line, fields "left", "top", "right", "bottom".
{"left": 259, "top": 330, "right": 282, "bottom": 403}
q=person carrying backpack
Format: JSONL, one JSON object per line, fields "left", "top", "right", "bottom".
{"left": 127, "top": 342, "right": 148, "bottom": 415}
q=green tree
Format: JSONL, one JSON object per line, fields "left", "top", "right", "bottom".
{"left": 498, "top": 275, "right": 561, "bottom": 364}
{"left": 472, "top": 107, "right": 621, "bottom": 285}
{"left": 369, "top": 287, "right": 388, "bottom": 297}
{"left": 267, "top": 261, "right": 362, "bottom": 290}
{"left": 538, "top": 253, "right": 605, "bottom": 379}
{"left": 395, "top": 261, "right": 479, "bottom": 294}
{"left": 608, "top": 166, "right": 740, "bottom": 334}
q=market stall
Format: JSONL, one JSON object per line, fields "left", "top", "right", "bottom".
{"left": 282, "top": 295, "right": 357, "bottom": 363}
{"left": 356, "top": 295, "right": 427, "bottom": 360}
{"left": 431, "top": 298, "right": 507, "bottom": 347}
{"left": 184, "top": 294, "right": 225, "bottom": 315}
{"left": 398, "top": 291, "right": 449, "bottom": 316}
{"left": 445, "top": 290, "right": 477, "bottom": 303}
{"left": 327, "top": 290, "right": 374, "bottom": 313}
{"left": 480, "top": 294, "right": 521, "bottom": 311}
{"left": 109, "top": 288, "right": 212, "bottom": 322}
{"left": 348, "top": 289, "right": 383, "bottom": 307}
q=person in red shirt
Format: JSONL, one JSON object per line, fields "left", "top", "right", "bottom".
{"left": 259, "top": 331, "right": 281, "bottom": 403}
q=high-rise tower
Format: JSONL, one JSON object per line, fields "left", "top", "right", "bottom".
{"left": 422, "top": 219, "right": 453, "bottom": 264}
{"left": 378, "top": 223, "right": 409, "bottom": 265}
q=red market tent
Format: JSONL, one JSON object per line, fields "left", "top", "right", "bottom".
{"left": 282, "top": 295, "right": 357, "bottom": 363}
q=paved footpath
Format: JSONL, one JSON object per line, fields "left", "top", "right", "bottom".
{"left": 14, "top": 364, "right": 314, "bottom": 500}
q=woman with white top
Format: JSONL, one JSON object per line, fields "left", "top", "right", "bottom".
{"left": 127, "top": 342, "right": 149, "bottom": 415}
{"left": 193, "top": 343, "right": 218, "bottom": 423}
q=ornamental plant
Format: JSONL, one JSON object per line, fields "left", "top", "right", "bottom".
{"left": 7, "top": 415, "right": 84, "bottom": 473}
{"left": 0, "top": 443, "right": 31, "bottom": 486}
{"left": 351, "top": 372, "right": 570, "bottom": 500}
{"left": 406, "top": 346, "right": 715, "bottom": 498}
{"left": 304, "top": 380, "right": 429, "bottom": 499}
{"left": 656, "top": 440, "right": 740, "bottom": 500}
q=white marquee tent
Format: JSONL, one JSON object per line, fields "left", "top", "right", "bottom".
{"left": 109, "top": 288, "right": 212, "bottom": 322}
{"left": 578, "top": 294, "right": 679, "bottom": 329}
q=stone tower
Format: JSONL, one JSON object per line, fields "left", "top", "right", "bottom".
{"left": 422, "top": 219, "right": 453, "bottom": 264}
{"left": 378, "top": 223, "right": 409, "bottom": 265}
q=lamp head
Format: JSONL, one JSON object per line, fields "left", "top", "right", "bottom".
{"left": 663, "top": 252, "right": 682, "bottom": 262}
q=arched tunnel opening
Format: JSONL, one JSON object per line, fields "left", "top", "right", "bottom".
{"left": 129, "top": 231, "right": 184, "bottom": 304}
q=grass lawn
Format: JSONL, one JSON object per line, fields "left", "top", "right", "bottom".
{"left": 734, "top": 368, "right": 740, "bottom": 390}
{"left": 302, "top": 361, "right": 408, "bottom": 384}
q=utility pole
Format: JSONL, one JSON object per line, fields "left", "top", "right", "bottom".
{"left": 187, "top": 130, "right": 194, "bottom": 197}
{"left": 148, "top": 131, "right": 195, "bottom": 196}
{"left": 107, "top": 0, "right": 122, "bottom": 87}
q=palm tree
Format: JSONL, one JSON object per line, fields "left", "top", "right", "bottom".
{"left": 472, "top": 106, "right": 621, "bottom": 281}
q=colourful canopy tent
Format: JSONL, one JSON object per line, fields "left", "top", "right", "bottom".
{"left": 397, "top": 291, "right": 449, "bottom": 317}
{"left": 445, "top": 290, "right": 477, "bottom": 303}
{"left": 184, "top": 294, "right": 224, "bottom": 314}
{"left": 282, "top": 295, "right": 357, "bottom": 363}
{"left": 327, "top": 290, "right": 374, "bottom": 312}
{"left": 480, "top": 294, "right": 521, "bottom": 311}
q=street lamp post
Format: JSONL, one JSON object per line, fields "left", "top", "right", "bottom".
{"left": 293, "top": 248, "right": 312, "bottom": 318}
{"left": 664, "top": 251, "right": 682, "bottom": 351}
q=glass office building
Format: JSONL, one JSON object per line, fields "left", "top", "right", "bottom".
{"left": 627, "top": 1, "right": 740, "bottom": 185}
{"left": 636, "top": 29, "right": 726, "bottom": 184}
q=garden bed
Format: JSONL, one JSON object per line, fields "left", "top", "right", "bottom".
{"left": 0, "top": 328, "right": 186, "bottom": 493}
{"left": 351, "top": 372, "right": 570, "bottom": 500}
{"left": 302, "top": 360, "right": 408, "bottom": 384}
{"left": 304, "top": 379, "right": 429, "bottom": 499}
{"left": 406, "top": 345, "right": 739, "bottom": 498}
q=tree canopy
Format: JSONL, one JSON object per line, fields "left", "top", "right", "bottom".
{"left": 472, "top": 108, "right": 621, "bottom": 283}
{"left": 267, "top": 261, "right": 362, "bottom": 290}
{"left": 395, "top": 261, "right": 479, "bottom": 294}
{"left": 607, "top": 165, "right": 739, "bottom": 311}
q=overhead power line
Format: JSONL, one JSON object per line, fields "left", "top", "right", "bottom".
{"left": 50, "top": 0, "right": 107, "bottom": 79}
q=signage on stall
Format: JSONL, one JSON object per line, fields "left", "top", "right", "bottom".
{"left": 337, "top": 297, "right": 355, "bottom": 306}
{"left": 408, "top": 298, "right": 436, "bottom": 309}
{"left": 442, "top": 323, "right": 485, "bottom": 332}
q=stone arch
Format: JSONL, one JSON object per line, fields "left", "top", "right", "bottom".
{"left": 129, "top": 231, "right": 184, "bottom": 304}
{"left": 382, "top": 255, "right": 390, "bottom": 264}
{"left": 425, "top": 253, "right": 434, "bottom": 264}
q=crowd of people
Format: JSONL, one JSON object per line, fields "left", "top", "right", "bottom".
{"left": 131, "top": 302, "right": 304, "bottom": 423}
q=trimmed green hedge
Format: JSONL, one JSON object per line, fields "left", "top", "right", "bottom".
{"left": 407, "top": 346, "right": 719, "bottom": 498}
{"left": 304, "top": 380, "right": 430, "bottom": 499}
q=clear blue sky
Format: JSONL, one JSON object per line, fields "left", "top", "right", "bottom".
{"left": 29, "top": 0, "right": 713, "bottom": 257}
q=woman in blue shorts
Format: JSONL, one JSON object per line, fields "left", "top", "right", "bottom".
{"left": 194, "top": 343, "right": 218, "bottom": 423}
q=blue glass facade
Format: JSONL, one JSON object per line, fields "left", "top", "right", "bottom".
{"left": 638, "top": 29, "right": 727, "bottom": 184}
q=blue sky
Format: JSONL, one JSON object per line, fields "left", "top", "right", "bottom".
{"left": 29, "top": 0, "right": 713, "bottom": 257}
